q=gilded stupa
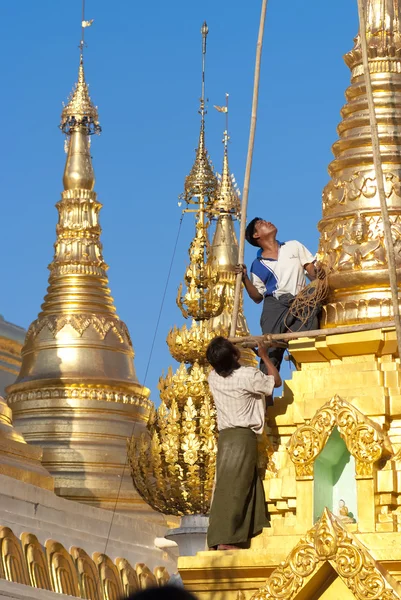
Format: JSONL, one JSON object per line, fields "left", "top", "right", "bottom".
{"left": 178, "top": 0, "right": 401, "bottom": 598}
{"left": 6, "top": 48, "right": 155, "bottom": 516}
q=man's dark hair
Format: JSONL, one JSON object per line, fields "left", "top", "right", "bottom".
{"left": 127, "top": 586, "right": 197, "bottom": 600}
{"left": 245, "top": 217, "right": 262, "bottom": 247}
{"left": 206, "top": 336, "right": 240, "bottom": 377}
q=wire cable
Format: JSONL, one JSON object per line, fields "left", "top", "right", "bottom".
{"left": 103, "top": 215, "right": 184, "bottom": 554}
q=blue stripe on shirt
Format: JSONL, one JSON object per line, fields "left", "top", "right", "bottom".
{"left": 250, "top": 258, "right": 278, "bottom": 296}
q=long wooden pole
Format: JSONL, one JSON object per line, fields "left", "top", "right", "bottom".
{"left": 356, "top": 0, "right": 401, "bottom": 354}
{"left": 229, "top": 320, "right": 395, "bottom": 347}
{"left": 229, "top": 0, "right": 269, "bottom": 337}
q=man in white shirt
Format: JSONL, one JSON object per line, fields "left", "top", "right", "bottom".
{"left": 237, "top": 217, "right": 319, "bottom": 371}
{"left": 206, "top": 336, "right": 281, "bottom": 551}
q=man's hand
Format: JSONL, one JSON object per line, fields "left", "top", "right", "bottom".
{"left": 256, "top": 341, "right": 269, "bottom": 358}
{"left": 236, "top": 264, "right": 263, "bottom": 304}
{"left": 235, "top": 264, "right": 248, "bottom": 281}
{"left": 257, "top": 342, "right": 282, "bottom": 388}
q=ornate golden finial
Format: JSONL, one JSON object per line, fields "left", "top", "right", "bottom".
{"left": 176, "top": 214, "right": 224, "bottom": 321}
{"left": 346, "top": 0, "right": 401, "bottom": 72}
{"left": 318, "top": 0, "right": 401, "bottom": 326}
{"left": 209, "top": 94, "right": 241, "bottom": 217}
{"left": 60, "top": 55, "right": 100, "bottom": 136}
{"left": 60, "top": 2, "right": 100, "bottom": 136}
{"left": 183, "top": 21, "right": 218, "bottom": 203}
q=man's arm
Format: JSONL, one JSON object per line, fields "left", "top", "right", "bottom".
{"left": 235, "top": 264, "right": 263, "bottom": 304}
{"left": 304, "top": 262, "right": 317, "bottom": 281}
{"left": 257, "top": 343, "right": 282, "bottom": 388}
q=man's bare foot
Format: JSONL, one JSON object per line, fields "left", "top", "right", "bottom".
{"left": 217, "top": 544, "right": 241, "bottom": 550}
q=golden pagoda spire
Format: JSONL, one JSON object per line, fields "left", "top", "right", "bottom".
{"left": 183, "top": 22, "right": 218, "bottom": 203}
{"left": 6, "top": 28, "right": 155, "bottom": 517}
{"left": 207, "top": 100, "right": 255, "bottom": 365}
{"left": 318, "top": 0, "right": 401, "bottom": 327}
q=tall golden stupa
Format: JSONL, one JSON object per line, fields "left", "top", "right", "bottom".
{"left": 178, "top": 0, "right": 401, "bottom": 598}
{"left": 6, "top": 50, "right": 156, "bottom": 517}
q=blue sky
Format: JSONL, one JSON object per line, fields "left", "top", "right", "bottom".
{"left": 1, "top": 0, "right": 358, "bottom": 399}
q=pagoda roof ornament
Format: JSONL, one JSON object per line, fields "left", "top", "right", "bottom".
{"left": 183, "top": 21, "right": 218, "bottom": 203}
{"left": 209, "top": 95, "right": 241, "bottom": 218}
{"left": 60, "top": 54, "right": 101, "bottom": 135}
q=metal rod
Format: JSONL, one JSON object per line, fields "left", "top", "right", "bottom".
{"left": 229, "top": 0, "right": 269, "bottom": 337}
{"left": 356, "top": 0, "right": 401, "bottom": 354}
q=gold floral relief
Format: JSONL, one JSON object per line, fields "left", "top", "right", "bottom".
{"left": 288, "top": 395, "right": 392, "bottom": 479}
{"left": 251, "top": 509, "right": 401, "bottom": 600}
{"left": 21, "top": 533, "right": 51, "bottom": 591}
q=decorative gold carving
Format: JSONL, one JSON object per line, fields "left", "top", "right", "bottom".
{"left": 129, "top": 387, "right": 217, "bottom": 515}
{"left": 8, "top": 385, "right": 150, "bottom": 406}
{"left": 288, "top": 395, "right": 393, "bottom": 478}
{"left": 21, "top": 533, "right": 51, "bottom": 591}
{"left": 26, "top": 314, "right": 132, "bottom": 345}
{"left": 322, "top": 171, "right": 401, "bottom": 211}
{"left": 158, "top": 362, "right": 210, "bottom": 409}
{"left": 46, "top": 540, "right": 80, "bottom": 597}
{"left": 177, "top": 218, "right": 225, "bottom": 321}
{"left": 61, "top": 56, "right": 100, "bottom": 135}
{"left": 208, "top": 130, "right": 240, "bottom": 217}
{"left": 251, "top": 509, "right": 401, "bottom": 600}
{"left": 183, "top": 120, "right": 217, "bottom": 202}
{"left": 93, "top": 554, "right": 124, "bottom": 600}
{"left": 115, "top": 558, "right": 140, "bottom": 595}
{"left": 319, "top": 212, "right": 401, "bottom": 273}
{"left": 0, "top": 527, "right": 29, "bottom": 585}
{"left": 135, "top": 563, "right": 158, "bottom": 589}
{"left": 71, "top": 547, "right": 102, "bottom": 600}
{"left": 167, "top": 320, "right": 226, "bottom": 364}
{"left": 0, "top": 525, "right": 169, "bottom": 597}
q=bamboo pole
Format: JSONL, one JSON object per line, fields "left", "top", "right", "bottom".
{"left": 229, "top": 0, "right": 269, "bottom": 337}
{"left": 356, "top": 0, "right": 401, "bottom": 354}
{"left": 228, "top": 319, "right": 395, "bottom": 347}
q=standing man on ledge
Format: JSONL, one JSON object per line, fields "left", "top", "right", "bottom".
{"left": 206, "top": 336, "right": 281, "bottom": 551}
{"left": 237, "top": 217, "right": 319, "bottom": 371}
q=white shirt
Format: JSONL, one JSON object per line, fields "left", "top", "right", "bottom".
{"left": 208, "top": 366, "right": 275, "bottom": 435}
{"left": 250, "top": 240, "right": 315, "bottom": 299}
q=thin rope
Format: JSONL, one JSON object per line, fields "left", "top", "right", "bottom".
{"left": 230, "top": 0, "right": 269, "bottom": 337}
{"left": 103, "top": 215, "right": 184, "bottom": 554}
{"left": 356, "top": 0, "right": 401, "bottom": 352}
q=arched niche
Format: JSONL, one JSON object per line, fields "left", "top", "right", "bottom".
{"left": 314, "top": 427, "right": 357, "bottom": 523}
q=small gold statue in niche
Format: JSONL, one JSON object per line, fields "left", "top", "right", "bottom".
{"left": 337, "top": 499, "right": 356, "bottom": 524}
